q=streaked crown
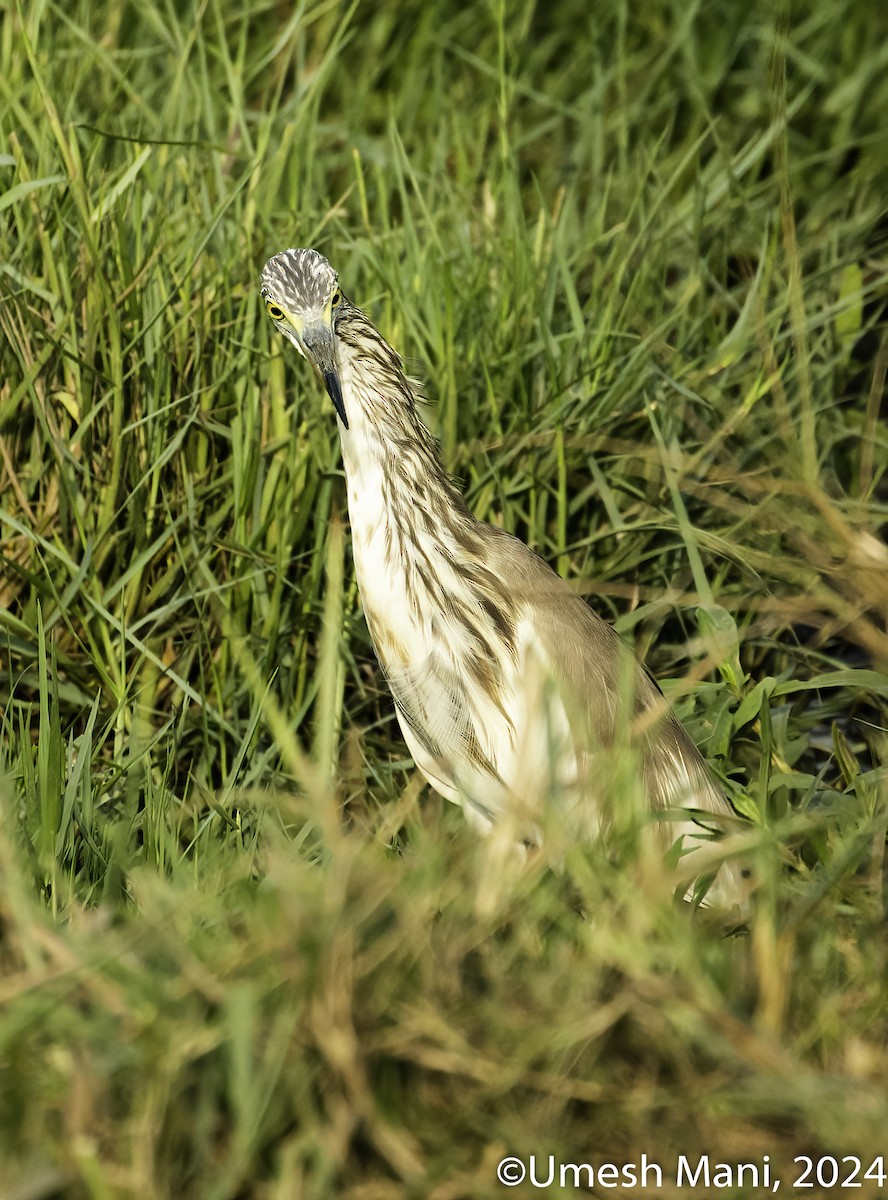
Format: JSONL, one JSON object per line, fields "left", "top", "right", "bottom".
{"left": 260, "top": 248, "right": 338, "bottom": 315}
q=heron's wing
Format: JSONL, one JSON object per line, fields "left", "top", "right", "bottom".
{"left": 383, "top": 631, "right": 577, "bottom": 842}
{"left": 382, "top": 654, "right": 511, "bottom": 826}
{"left": 480, "top": 526, "right": 744, "bottom": 836}
{"left": 383, "top": 657, "right": 483, "bottom": 769}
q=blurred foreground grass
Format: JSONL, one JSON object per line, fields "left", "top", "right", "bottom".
{"left": 1, "top": 0, "right": 887, "bottom": 1195}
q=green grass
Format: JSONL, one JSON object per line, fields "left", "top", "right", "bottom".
{"left": 1, "top": 0, "right": 887, "bottom": 1195}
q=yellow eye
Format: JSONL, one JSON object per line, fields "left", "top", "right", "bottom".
{"left": 331, "top": 289, "right": 341, "bottom": 308}
{"left": 266, "top": 300, "right": 285, "bottom": 320}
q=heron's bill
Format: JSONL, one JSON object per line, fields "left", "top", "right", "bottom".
{"left": 300, "top": 319, "right": 348, "bottom": 429}
{"left": 322, "top": 369, "right": 347, "bottom": 428}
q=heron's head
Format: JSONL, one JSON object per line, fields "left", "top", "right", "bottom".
{"left": 260, "top": 248, "right": 348, "bottom": 428}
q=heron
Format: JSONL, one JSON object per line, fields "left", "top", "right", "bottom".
{"left": 260, "top": 247, "right": 748, "bottom": 909}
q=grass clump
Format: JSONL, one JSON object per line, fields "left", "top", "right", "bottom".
{"left": 1, "top": 0, "right": 887, "bottom": 1196}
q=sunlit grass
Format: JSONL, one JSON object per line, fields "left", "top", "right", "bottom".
{"left": 1, "top": 0, "right": 887, "bottom": 1195}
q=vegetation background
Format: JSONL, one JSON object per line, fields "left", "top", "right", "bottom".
{"left": 1, "top": 0, "right": 887, "bottom": 1195}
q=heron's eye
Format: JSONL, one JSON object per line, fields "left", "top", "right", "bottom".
{"left": 266, "top": 301, "right": 285, "bottom": 320}
{"left": 331, "top": 289, "right": 341, "bottom": 308}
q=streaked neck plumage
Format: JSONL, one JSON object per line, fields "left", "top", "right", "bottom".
{"left": 331, "top": 301, "right": 515, "bottom": 749}
{"left": 333, "top": 302, "right": 483, "bottom": 589}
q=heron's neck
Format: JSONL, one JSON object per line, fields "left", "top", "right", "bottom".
{"left": 337, "top": 331, "right": 473, "bottom": 528}
{"left": 334, "top": 332, "right": 482, "bottom": 617}
{"left": 333, "top": 323, "right": 508, "bottom": 701}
